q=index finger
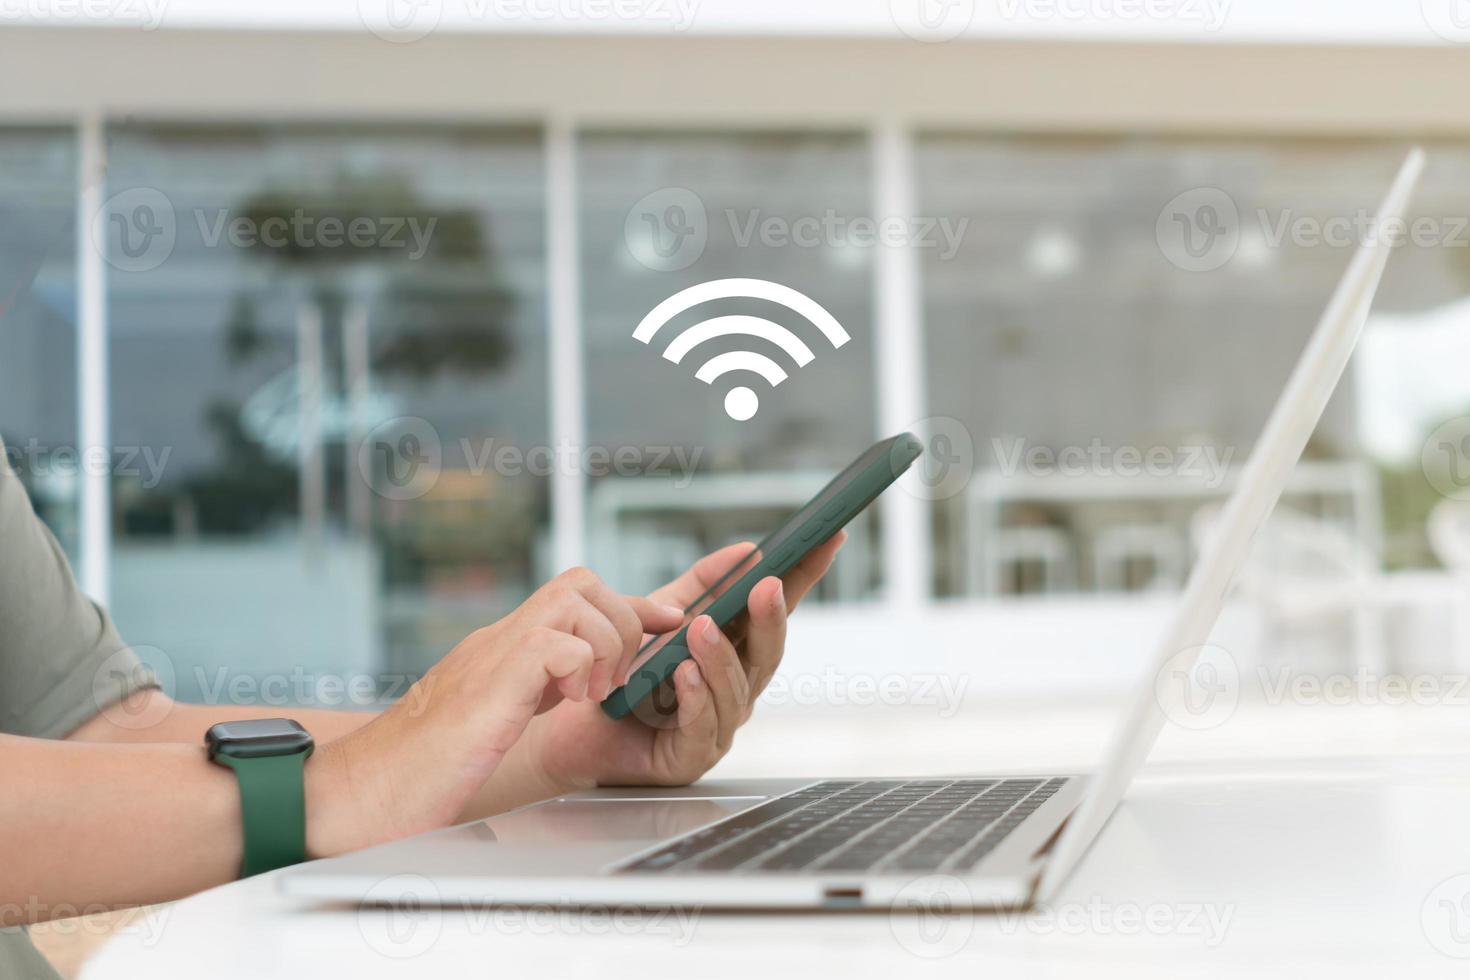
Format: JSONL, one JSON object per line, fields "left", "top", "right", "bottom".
{"left": 561, "top": 570, "right": 684, "bottom": 698}
{"left": 602, "top": 593, "right": 688, "bottom": 693}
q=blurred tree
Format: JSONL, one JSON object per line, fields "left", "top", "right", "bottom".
{"left": 186, "top": 170, "right": 518, "bottom": 533}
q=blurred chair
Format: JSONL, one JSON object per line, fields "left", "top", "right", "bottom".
{"left": 1428, "top": 498, "right": 1470, "bottom": 574}
{"left": 1190, "top": 503, "right": 1386, "bottom": 671}
{"left": 991, "top": 526, "right": 1075, "bottom": 596}
{"left": 1091, "top": 523, "right": 1186, "bottom": 593}
{"left": 966, "top": 460, "right": 1378, "bottom": 597}
{"left": 1426, "top": 498, "right": 1470, "bottom": 672}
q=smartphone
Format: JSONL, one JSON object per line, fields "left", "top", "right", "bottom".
{"left": 600, "top": 432, "right": 924, "bottom": 720}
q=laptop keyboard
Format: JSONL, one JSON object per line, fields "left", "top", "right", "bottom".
{"left": 619, "top": 778, "right": 1068, "bottom": 875}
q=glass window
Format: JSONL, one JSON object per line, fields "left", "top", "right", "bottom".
{"left": 103, "top": 123, "right": 548, "bottom": 699}
{"left": 0, "top": 128, "right": 78, "bottom": 557}
{"left": 916, "top": 136, "right": 1470, "bottom": 597}
{"left": 578, "top": 131, "right": 879, "bottom": 599}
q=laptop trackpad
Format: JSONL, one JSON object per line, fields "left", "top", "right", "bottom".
{"left": 479, "top": 797, "right": 757, "bottom": 846}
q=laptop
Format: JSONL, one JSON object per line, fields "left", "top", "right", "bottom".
{"left": 284, "top": 149, "right": 1424, "bottom": 911}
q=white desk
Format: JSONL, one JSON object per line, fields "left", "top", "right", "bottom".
{"left": 82, "top": 755, "right": 1470, "bottom": 978}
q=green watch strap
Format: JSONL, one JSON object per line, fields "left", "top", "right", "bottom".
{"left": 216, "top": 751, "right": 310, "bottom": 877}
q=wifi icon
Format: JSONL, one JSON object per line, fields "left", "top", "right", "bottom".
{"left": 632, "top": 278, "right": 850, "bottom": 421}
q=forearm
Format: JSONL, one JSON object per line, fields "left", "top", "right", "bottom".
{"left": 68, "top": 690, "right": 576, "bottom": 823}
{"left": 0, "top": 732, "right": 340, "bottom": 925}
{"left": 66, "top": 690, "right": 372, "bottom": 746}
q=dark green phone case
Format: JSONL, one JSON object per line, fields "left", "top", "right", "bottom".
{"left": 600, "top": 432, "right": 924, "bottom": 720}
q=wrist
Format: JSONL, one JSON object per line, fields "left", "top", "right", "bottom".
{"left": 304, "top": 720, "right": 423, "bottom": 858}
{"left": 304, "top": 738, "right": 357, "bottom": 858}
{"left": 467, "top": 715, "right": 588, "bottom": 818}
{"left": 305, "top": 703, "right": 483, "bottom": 857}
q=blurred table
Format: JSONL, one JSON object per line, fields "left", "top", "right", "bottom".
{"left": 965, "top": 460, "right": 1381, "bottom": 596}
{"left": 587, "top": 471, "right": 873, "bottom": 599}
{"left": 81, "top": 751, "right": 1470, "bottom": 979}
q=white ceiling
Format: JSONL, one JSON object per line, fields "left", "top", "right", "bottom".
{"left": 8, "top": 0, "right": 1466, "bottom": 46}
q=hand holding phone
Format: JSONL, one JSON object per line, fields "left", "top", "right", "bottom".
{"left": 601, "top": 432, "right": 923, "bottom": 719}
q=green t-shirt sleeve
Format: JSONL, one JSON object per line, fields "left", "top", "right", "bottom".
{"left": 0, "top": 927, "right": 62, "bottom": 980}
{"left": 0, "top": 438, "right": 159, "bottom": 739}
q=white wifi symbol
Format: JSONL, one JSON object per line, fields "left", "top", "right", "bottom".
{"left": 633, "top": 278, "right": 851, "bottom": 421}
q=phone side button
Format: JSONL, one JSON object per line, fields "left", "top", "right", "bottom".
{"left": 800, "top": 520, "right": 827, "bottom": 541}
{"left": 819, "top": 498, "right": 846, "bottom": 521}
{"left": 772, "top": 543, "right": 801, "bottom": 569}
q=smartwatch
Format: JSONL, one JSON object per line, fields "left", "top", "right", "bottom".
{"left": 205, "top": 718, "right": 315, "bottom": 878}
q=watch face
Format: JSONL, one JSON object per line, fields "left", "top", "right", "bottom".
{"left": 206, "top": 718, "right": 314, "bottom": 760}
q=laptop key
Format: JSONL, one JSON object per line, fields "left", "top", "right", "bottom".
{"left": 620, "top": 778, "right": 1071, "bottom": 875}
